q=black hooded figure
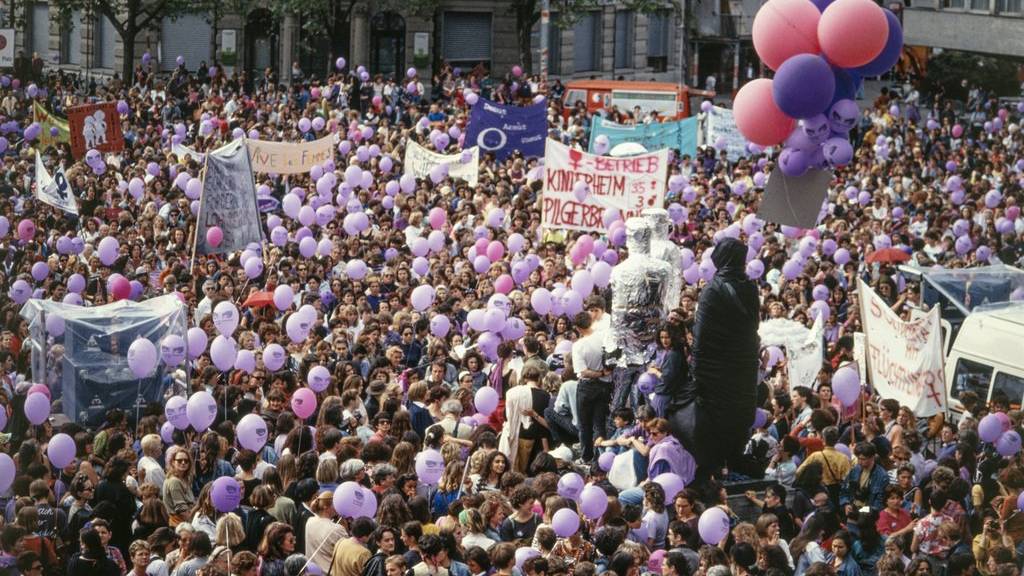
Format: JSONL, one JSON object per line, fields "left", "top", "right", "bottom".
{"left": 668, "top": 237, "right": 760, "bottom": 480}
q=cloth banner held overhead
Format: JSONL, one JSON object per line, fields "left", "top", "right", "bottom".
{"left": 464, "top": 98, "right": 547, "bottom": 161}
{"left": 34, "top": 152, "right": 77, "bottom": 214}
{"left": 786, "top": 315, "right": 824, "bottom": 390}
{"left": 588, "top": 116, "right": 698, "bottom": 157}
{"left": 67, "top": 102, "right": 124, "bottom": 158}
{"left": 193, "top": 139, "right": 264, "bottom": 256}
{"left": 246, "top": 134, "right": 334, "bottom": 174}
{"left": 33, "top": 102, "right": 70, "bottom": 149}
{"left": 542, "top": 139, "right": 668, "bottom": 232}
{"left": 704, "top": 106, "right": 749, "bottom": 160}
{"left": 172, "top": 143, "right": 205, "bottom": 163}
{"left": 857, "top": 278, "right": 946, "bottom": 416}
{"left": 403, "top": 140, "right": 480, "bottom": 186}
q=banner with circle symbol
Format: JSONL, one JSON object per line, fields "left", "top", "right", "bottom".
{"left": 464, "top": 97, "right": 548, "bottom": 161}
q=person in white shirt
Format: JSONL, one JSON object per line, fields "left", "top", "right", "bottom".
{"left": 195, "top": 280, "right": 217, "bottom": 321}
{"left": 138, "top": 434, "right": 166, "bottom": 490}
{"left": 573, "top": 312, "right": 612, "bottom": 463}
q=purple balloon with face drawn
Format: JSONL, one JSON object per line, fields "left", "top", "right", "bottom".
{"left": 802, "top": 114, "right": 832, "bottom": 144}
{"left": 828, "top": 99, "right": 860, "bottom": 134}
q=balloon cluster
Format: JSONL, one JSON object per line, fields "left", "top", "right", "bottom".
{"left": 979, "top": 412, "right": 1021, "bottom": 457}
{"left": 735, "top": 0, "right": 903, "bottom": 176}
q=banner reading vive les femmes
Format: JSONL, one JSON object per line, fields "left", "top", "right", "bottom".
{"left": 857, "top": 278, "right": 946, "bottom": 416}
{"left": 246, "top": 135, "right": 335, "bottom": 174}
{"left": 542, "top": 139, "right": 668, "bottom": 232}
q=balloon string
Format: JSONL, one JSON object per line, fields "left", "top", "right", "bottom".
{"left": 299, "top": 516, "right": 346, "bottom": 575}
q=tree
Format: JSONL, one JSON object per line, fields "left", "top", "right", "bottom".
{"left": 511, "top": 0, "right": 680, "bottom": 76}
{"left": 52, "top": 0, "right": 201, "bottom": 80}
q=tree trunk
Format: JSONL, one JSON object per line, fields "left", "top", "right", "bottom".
{"left": 121, "top": 24, "right": 136, "bottom": 81}
{"left": 431, "top": 7, "right": 442, "bottom": 77}
{"left": 515, "top": 0, "right": 537, "bottom": 75}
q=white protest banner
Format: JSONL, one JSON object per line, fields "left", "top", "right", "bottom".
{"left": 34, "top": 152, "right": 77, "bottom": 214}
{"left": 193, "top": 140, "right": 263, "bottom": 255}
{"left": 857, "top": 278, "right": 946, "bottom": 416}
{"left": 705, "top": 106, "right": 749, "bottom": 160}
{"left": 786, "top": 314, "right": 824, "bottom": 390}
{"left": 172, "top": 143, "right": 205, "bottom": 163}
{"left": 246, "top": 135, "right": 335, "bottom": 174}
{"left": 542, "top": 139, "right": 668, "bottom": 232}
{"left": 853, "top": 332, "right": 867, "bottom": 385}
{"left": 403, "top": 140, "right": 479, "bottom": 187}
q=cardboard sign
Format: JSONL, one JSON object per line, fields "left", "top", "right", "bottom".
{"left": 757, "top": 167, "right": 831, "bottom": 229}
{"left": 193, "top": 140, "right": 264, "bottom": 255}
{"left": 67, "top": 102, "right": 123, "bottom": 158}
{"left": 588, "top": 116, "right": 698, "bottom": 157}
{"left": 246, "top": 135, "right": 334, "bottom": 174}
{"left": 403, "top": 140, "right": 480, "bottom": 186}
{"left": 542, "top": 139, "right": 668, "bottom": 232}
{"left": 858, "top": 278, "right": 946, "bottom": 417}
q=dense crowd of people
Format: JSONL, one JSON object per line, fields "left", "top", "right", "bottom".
{"left": 0, "top": 50, "right": 1020, "bottom": 576}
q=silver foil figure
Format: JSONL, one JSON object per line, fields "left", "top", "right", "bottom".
{"left": 644, "top": 208, "right": 683, "bottom": 315}
{"left": 606, "top": 218, "right": 672, "bottom": 366}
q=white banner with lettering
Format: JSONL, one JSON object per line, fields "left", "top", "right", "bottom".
{"left": 857, "top": 278, "right": 946, "bottom": 416}
{"left": 34, "top": 152, "right": 77, "bottom": 214}
{"left": 705, "top": 106, "right": 750, "bottom": 160}
{"left": 403, "top": 140, "right": 479, "bottom": 187}
{"left": 786, "top": 315, "right": 824, "bottom": 390}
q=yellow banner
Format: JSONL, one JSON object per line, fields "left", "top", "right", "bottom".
{"left": 33, "top": 102, "right": 70, "bottom": 149}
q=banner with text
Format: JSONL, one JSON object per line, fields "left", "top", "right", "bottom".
{"left": 542, "top": 140, "right": 668, "bottom": 232}
{"left": 464, "top": 98, "right": 547, "bottom": 161}
{"left": 786, "top": 315, "right": 824, "bottom": 390}
{"left": 705, "top": 106, "right": 749, "bottom": 160}
{"left": 172, "top": 143, "right": 205, "bottom": 163}
{"left": 857, "top": 278, "right": 946, "bottom": 417}
{"left": 0, "top": 30, "right": 13, "bottom": 68}
{"left": 246, "top": 135, "right": 334, "bottom": 174}
{"left": 588, "top": 116, "right": 698, "bottom": 157}
{"left": 403, "top": 141, "right": 480, "bottom": 187}
{"left": 194, "top": 140, "right": 264, "bottom": 256}
{"left": 67, "top": 102, "right": 124, "bottom": 158}
{"left": 34, "top": 152, "right": 77, "bottom": 214}
{"left": 33, "top": 102, "right": 69, "bottom": 150}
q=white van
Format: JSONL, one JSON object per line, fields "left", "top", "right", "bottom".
{"left": 944, "top": 304, "right": 1024, "bottom": 416}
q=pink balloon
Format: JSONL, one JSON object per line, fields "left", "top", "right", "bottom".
{"left": 818, "top": 0, "right": 888, "bottom": 68}
{"left": 494, "top": 274, "right": 514, "bottom": 295}
{"left": 486, "top": 241, "right": 505, "bottom": 261}
{"left": 428, "top": 207, "right": 446, "bottom": 229}
{"left": 206, "top": 226, "right": 223, "bottom": 247}
{"left": 734, "top": 79, "right": 795, "bottom": 146}
{"left": 109, "top": 276, "right": 131, "bottom": 301}
{"left": 752, "top": 0, "right": 822, "bottom": 70}
{"left": 291, "top": 387, "right": 317, "bottom": 419}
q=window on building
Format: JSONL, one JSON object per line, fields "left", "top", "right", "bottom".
{"left": 614, "top": 11, "right": 634, "bottom": 69}
{"left": 970, "top": 0, "right": 990, "bottom": 9}
{"left": 443, "top": 12, "right": 492, "bottom": 70}
{"left": 647, "top": 11, "right": 670, "bottom": 72}
{"left": 548, "top": 13, "right": 562, "bottom": 75}
{"left": 998, "top": 0, "right": 1022, "bottom": 11}
{"left": 944, "top": 0, "right": 965, "bottom": 8}
{"left": 31, "top": 3, "right": 50, "bottom": 60}
{"left": 60, "top": 11, "right": 81, "bottom": 65}
{"left": 573, "top": 11, "right": 602, "bottom": 73}
{"left": 94, "top": 14, "right": 116, "bottom": 69}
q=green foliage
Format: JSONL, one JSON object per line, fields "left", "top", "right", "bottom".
{"left": 925, "top": 50, "right": 1022, "bottom": 99}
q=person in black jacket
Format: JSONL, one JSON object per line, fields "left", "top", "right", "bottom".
{"left": 93, "top": 455, "right": 135, "bottom": 561}
{"left": 66, "top": 528, "right": 119, "bottom": 576}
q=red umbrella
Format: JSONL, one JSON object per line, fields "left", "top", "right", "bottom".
{"left": 866, "top": 247, "right": 911, "bottom": 264}
{"left": 241, "top": 291, "right": 275, "bottom": 308}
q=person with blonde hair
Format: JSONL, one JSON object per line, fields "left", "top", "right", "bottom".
{"left": 305, "top": 491, "right": 346, "bottom": 572}
{"left": 138, "top": 434, "right": 165, "bottom": 490}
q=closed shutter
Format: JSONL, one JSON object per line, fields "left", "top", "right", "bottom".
{"left": 32, "top": 3, "right": 49, "bottom": 59}
{"left": 443, "top": 12, "right": 491, "bottom": 63}
{"left": 160, "top": 13, "right": 212, "bottom": 71}
{"left": 648, "top": 12, "right": 668, "bottom": 57}
{"left": 67, "top": 11, "right": 82, "bottom": 65}
{"left": 573, "top": 12, "right": 601, "bottom": 72}
{"left": 614, "top": 11, "right": 633, "bottom": 69}
{"left": 96, "top": 14, "right": 116, "bottom": 69}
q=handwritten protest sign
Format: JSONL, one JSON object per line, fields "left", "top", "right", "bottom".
{"left": 246, "top": 135, "right": 334, "bottom": 174}
{"left": 705, "top": 106, "right": 749, "bottom": 160}
{"left": 193, "top": 140, "right": 263, "bottom": 256}
{"left": 67, "top": 102, "right": 123, "bottom": 158}
{"left": 403, "top": 141, "right": 480, "bottom": 186}
{"left": 588, "top": 116, "right": 698, "bottom": 157}
{"left": 858, "top": 278, "right": 946, "bottom": 416}
{"left": 542, "top": 140, "right": 668, "bottom": 232}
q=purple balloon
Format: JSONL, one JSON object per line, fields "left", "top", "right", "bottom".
{"left": 31, "top": 261, "right": 49, "bottom": 282}
{"left": 186, "top": 391, "right": 218, "bottom": 432}
{"left": 773, "top": 54, "right": 836, "bottom": 119}
{"left": 415, "top": 449, "right": 445, "bottom": 485}
{"left": 237, "top": 414, "right": 269, "bottom": 451}
{"left": 211, "top": 476, "right": 242, "bottom": 512}
{"left": 699, "top": 507, "right": 731, "bottom": 545}
{"left": 551, "top": 508, "right": 580, "bottom": 537}
{"left": 475, "top": 387, "right": 499, "bottom": 416}
{"left": 580, "top": 484, "right": 609, "bottom": 519}
{"left": 997, "top": 431, "right": 1022, "bottom": 457}
{"left": 127, "top": 338, "right": 158, "bottom": 378}
{"left": 430, "top": 315, "right": 451, "bottom": 338}
{"left": 24, "top": 393, "right": 49, "bottom": 425}
{"left": 833, "top": 366, "right": 860, "bottom": 407}
{"left": 47, "top": 433, "right": 76, "bottom": 468}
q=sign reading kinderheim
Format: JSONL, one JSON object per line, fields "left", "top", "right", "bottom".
{"left": 542, "top": 139, "right": 668, "bottom": 232}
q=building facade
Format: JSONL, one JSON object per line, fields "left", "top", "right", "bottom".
{"left": 14, "top": 1, "right": 687, "bottom": 86}
{"left": 902, "top": 0, "right": 1024, "bottom": 58}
